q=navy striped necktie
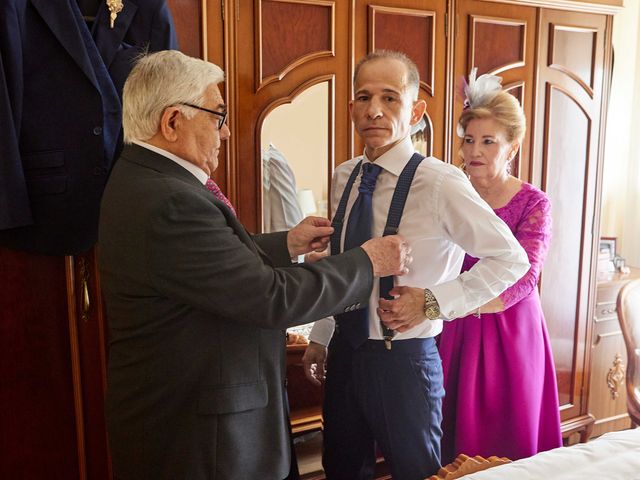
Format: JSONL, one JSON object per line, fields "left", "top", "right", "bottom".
{"left": 340, "top": 162, "right": 382, "bottom": 347}
{"left": 344, "top": 163, "right": 382, "bottom": 250}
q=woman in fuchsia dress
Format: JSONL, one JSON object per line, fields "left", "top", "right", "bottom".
{"left": 439, "top": 70, "right": 562, "bottom": 463}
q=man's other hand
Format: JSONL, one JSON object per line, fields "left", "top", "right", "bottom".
{"left": 287, "top": 217, "right": 334, "bottom": 257}
{"left": 302, "top": 341, "right": 328, "bottom": 386}
{"left": 361, "top": 235, "right": 412, "bottom": 277}
{"left": 378, "top": 286, "right": 427, "bottom": 333}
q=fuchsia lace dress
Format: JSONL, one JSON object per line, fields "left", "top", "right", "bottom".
{"left": 439, "top": 182, "right": 562, "bottom": 464}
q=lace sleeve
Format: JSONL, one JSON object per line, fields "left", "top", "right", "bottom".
{"left": 499, "top": 190, "right": 552, "bottom": 309}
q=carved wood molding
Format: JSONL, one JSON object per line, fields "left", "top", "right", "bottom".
{"left": 200, "top": 0, "right": 208, "bottom": 60}
{"left": 540, "top": 82, "right": 592, "bottom": 209}
{"left": 255, "top": 0, "right": 335, "bottom": 92}
{"left": 167, "top": 0, "right": 207, "bottom": 59}
{"left": 479, "top": 0, "right": 622, "bottom": 15}
{"left": 606, "top": 353, "right": 626, "bottom": 399}
{"left": 254, "top": 74, "right": 336, "bottom": 223}
{"left": 549, "top": 23, "right": 597, "bottom": 98}
{"left": 503, "top": 81, "right": 525, "bottom": 176}
{"left": 560, "top": 413, "right": 595, "bottom": 442}
{"left": 65, "top": 257, "right": 88, "bottom": 480}
{"left": 367, "top": 5, "right": 436, "bottom": 96}
{"left": 427, "top": 454, "right": 512, "bottom": 480}
{"left": 469, "top": 15, "right": 527, "bottom": 76}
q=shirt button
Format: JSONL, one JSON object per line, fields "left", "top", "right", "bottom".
{"left": 448, "top": 311, "right": 456, "bottom": 317}
{"left": 93, "top": 126, "right": 103, "bottom": 135}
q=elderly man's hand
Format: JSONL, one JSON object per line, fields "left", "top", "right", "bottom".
{"left": 377, "top": 286, "right": 427, "bottom": 333}
{"left": 361, "top": 235, "right": 412, "bottom": 277}
{"left": 302, "top": 341, "right": 328, "bottom": 386}
{"left": 287, "top": 217, "right": 334, "bottom": 257}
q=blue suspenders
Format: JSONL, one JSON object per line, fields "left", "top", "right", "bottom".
{"left": 331, "top": 152, "right": 425, "bottom": 348}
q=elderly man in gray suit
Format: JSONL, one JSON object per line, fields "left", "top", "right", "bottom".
{"left": 99, "top": 50, "right": 411, "bottom": 480}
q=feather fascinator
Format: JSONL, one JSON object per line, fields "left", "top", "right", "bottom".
{"left": 456, "top": 67, "right": 503, "bottom": 137}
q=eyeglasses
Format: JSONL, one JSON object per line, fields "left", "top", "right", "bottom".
{"left": 178, "top": 103, "right": 228, "bottom": 129}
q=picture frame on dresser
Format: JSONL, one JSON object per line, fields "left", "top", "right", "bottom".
{"left": 600, "top": 237, "right": 617, "bottom": 260}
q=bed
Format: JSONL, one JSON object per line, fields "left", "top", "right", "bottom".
{"left": 429, "top": 428, "right": 640, "bottom": 480}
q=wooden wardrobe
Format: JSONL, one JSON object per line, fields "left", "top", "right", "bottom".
{"left": 0, "top": 0, "right": 624, "bottom": 478}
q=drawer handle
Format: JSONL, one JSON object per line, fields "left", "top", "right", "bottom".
{"left": 606, "top": 353, "right": 625, "bottom": 400}
{"left": 601, "top": 307, "right": 616, "bottom": 315}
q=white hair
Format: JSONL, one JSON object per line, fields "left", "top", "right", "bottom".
{"left": 122, "top": 50, "right": 225, "bottom": 143}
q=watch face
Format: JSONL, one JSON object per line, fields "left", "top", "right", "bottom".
{"left": 425, "top": 304, "right": 440, "bottom": 320}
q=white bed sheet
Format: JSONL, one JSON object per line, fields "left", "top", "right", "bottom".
{"left": 461, "top": 428, "right": 640, "bottom": 480}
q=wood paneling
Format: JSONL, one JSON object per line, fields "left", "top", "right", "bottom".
{"left": 230, "top": 0, "right": 349, "bottom": 232}
{"left": 167, "top": 0, "right": 204, "bottom": 58}
{"left": 589, "top": 267, "right": 640, "bottom": 437}
{"left": 483, "top": 0, "right": 621, "bottom": 15}
{"left": 258, "top": 0, "right": 334, "bottom": 87}
{"left": 68, "top": 250, "right": 111, "bottom": 480}
{"left": 470, "top": 17, "right": 526, "bottom": 75}
{"left": 541, "top": 86, "right": 590, "bottom": 409}
{"left": 0, "top": 248, "right": 79, "bottom": 479}
{"left": 452, "top": 1, "right": 536, "bottom": 174}
{"left": 533, "top": 8, "right": 609, "bottom": 427}
{"left": 368, "top": 6, "right": 435, "bottom": 94}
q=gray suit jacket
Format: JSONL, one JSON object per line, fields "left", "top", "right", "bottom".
{"left": 99, "top": 144, "right": 372, "bottom": 480}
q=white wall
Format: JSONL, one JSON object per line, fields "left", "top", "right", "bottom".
{"left": 601, "top": 0, "right": 640, "bottom": 266}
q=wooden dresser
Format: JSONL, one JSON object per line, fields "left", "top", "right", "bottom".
{"left": 589, "top": 266, "right": 640, "bottom": 438}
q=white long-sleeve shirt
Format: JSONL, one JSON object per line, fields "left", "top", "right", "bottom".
{"left": 308, "top": 137, "right": 529, "bottom": 346}
{"left": 262, "top": 144, "right": 304, "bottom": 232}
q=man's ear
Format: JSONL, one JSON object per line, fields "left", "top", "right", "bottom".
{"left": 410, "top": 99, "right": 427, "bottom": 126}
{"left": 159, "top": 107, "right": 181, "bottom": 142}
{"left": 348, "top": 100, "right": 354, "bottom": 120}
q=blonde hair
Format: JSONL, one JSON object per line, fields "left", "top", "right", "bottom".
{"left": 458, "top": 91, "right": 526, "bottom": 144}
{"left": 122, "top": 50, "right": 225, "bottom": 143}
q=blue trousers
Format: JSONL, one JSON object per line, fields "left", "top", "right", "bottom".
{"left": 322, "top": 335, "right": 444, "bottom": 480}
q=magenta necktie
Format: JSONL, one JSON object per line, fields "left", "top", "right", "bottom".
{"left": 205, "top": 178, "right": 237, "bottom": 217}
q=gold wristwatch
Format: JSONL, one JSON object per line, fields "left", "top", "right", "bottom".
{"left": 423, "top": 288, "right": 440, "bottom": 320}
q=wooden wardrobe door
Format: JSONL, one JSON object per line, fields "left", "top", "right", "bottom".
{"left": 533, "top": 8, "right": 611, "bottom": 433}
{"left": 228, "top": 0, "right": 350, "bottom": 232}
{"left": 0, "top": 249, "right": 79, "bottom": 479}
{"left": 452, "top": 0, "right": 537, "bottom": 172}
{"left": 352, "top": 0, "right": 448, "bottom": 161}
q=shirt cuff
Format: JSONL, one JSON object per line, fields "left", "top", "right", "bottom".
{"left": 429, "top": 280, "right": 467, "bottom": 320}
{"left": 308, "top": 317, "right": 335, "bottom": 346}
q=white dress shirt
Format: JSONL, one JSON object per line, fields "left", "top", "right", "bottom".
{"left": 133, "top": 140, "right": 208, "bottom": 185}
{"left": 308, "top": 136, "right": 529, "bottom": 345}
{"left": 262, "top": 144, "right": 304, "bottom": 232}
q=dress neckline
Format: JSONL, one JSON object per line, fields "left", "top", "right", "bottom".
{"left": 493, "top": 182, "right": 531, "bottom": 212}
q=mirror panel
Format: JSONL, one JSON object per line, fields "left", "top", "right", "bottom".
{"left": 261, "top": 82, "right": 329, "bottom": 234}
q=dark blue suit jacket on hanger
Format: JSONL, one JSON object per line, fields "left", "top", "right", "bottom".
{"left": 0, "top": 0, "right": 178, "bottom": 255}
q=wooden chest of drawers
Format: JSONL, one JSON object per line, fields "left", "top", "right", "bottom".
{"left": 589, "top": 267, "right": 640, "bottom": 437}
